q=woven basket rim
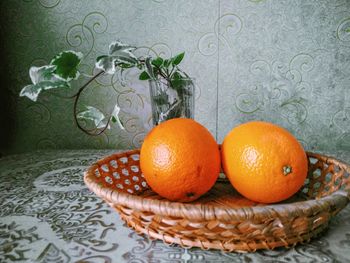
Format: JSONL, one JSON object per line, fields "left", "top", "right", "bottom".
{"left": 84, "top": 150, "right": 350, "bottom": 222}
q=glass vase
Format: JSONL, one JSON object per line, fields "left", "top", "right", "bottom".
{"left": 148, "top": 78, "right": 195, "bottom": 126}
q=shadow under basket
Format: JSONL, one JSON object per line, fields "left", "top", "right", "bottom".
{"left": 84, "top": 150, "right": 350, "bottom": 252}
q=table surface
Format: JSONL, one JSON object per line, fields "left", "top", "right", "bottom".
{"left": 1, "top": 149, "right": 350, "bottom": 263}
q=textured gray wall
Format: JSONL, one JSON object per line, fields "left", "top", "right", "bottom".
{"left": 1, "top": 0, "right": 350, "bottom": 153}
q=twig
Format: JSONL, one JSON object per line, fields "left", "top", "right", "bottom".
{"left": 70, "top": 70, "right": 104, "bottom": 98}
{"left": 72, "top": 70, "right": 111, "bottom": 136}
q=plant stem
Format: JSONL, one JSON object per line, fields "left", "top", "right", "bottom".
{"left": 72, "top": 70, "right": 111, "bottom": 136}
{"left": 70, "top": 70, "right": 104, "bottom": 98}
{"left": 168, "top": 65, "right": 175, "bottom": 78}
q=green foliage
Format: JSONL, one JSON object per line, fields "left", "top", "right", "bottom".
{"left": 19, "top": 65, "right": 70, "bottom": 101}
{"left": 77, "top": 106, "right": 107, "bottom": 129}
{"left": 139, "top": 71, "right": 151, "bottom": 80}
{"left": 171, "top": 52, "right": 185, "bottom": 65}
{"left": 151, "top": 57, "right": 163, "bottom": 67}
{"left": 20, "top": 51, "right": 82, "bottom": 101}
{"left": 76, "top": 104, "right": 124, "bottom": 130}
{"left": 110, "top": 103, "right": 124, "bottom": 130}
{"left": 95, "top": 41, "right": 138, "bottom": 74}
{"left": 51, "top": 51, "right": 83, "bottom": 81}
{"left": 20, "top": 40, "right": 190, "bottom": 133}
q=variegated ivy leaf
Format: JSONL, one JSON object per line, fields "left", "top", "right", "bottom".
{"left": 29, "top": 65, "right": 55, "bottom": 84}
{"left": 77, "top": 106, "right": 109, "bottom": 129}
{"left": 95, "top": 56, "right": 118, "bottom": 75}
{"left": 20, "top": 81, "right": 70, "bottom": 102}
{"left": 95, "top": 41, "right": 138, "bottom": 74}
{"left": 110, "top": 104, "right": 125, "bottom": 130}
{"left": 50, "top": 50, "right": 83, "bottom": 81}
{"left": 20, "top": 65, "right": 70, "bottom": 101}
{"left": 109, "top": 41, "right": 136, "bottom": 55}
{"left": 77, "top": 104, "right": 125, "bottom": 131}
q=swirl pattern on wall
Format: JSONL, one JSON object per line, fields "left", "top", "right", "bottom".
{"left": 217, "top": 0, "right": 350, "bottom": 151}
{"left": 1, "top": 0, "right": 350, "bottom": 153}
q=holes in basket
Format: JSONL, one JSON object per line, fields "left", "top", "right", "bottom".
{"left": 113, "top": 172, "right": 120, "bottom": 179}
{"left": 141, "top": 181, "right": 147, "bottom": 187}
{"left": 110, "top": 160, "right": 118, "bottom": 168}
{"left": 119, "top": 157, "right": 128, "bottom": 164}
{"left": 324, "top": 185, "right": 330, "bottom": 193}
{"left": 130, "top": 154, "right": 140, "bottom": 161}
{"left": 132, "top": 176, "right": 139, "bottom": 182}
{"left": 134, "top": 184, "right": 141, "bottom": 191}
{"left": 105, "top": 176, "right": 113, "bottom": 184}
{"left": 333, "top": 165, "right": 340, "bottom": 173}
{"left": 94, "top": 169, "right": 101, "bottom": 177}
{"left": 334, "top": 177, "right": 342, "bottom": 186}
{"left": 341, "top": 184, "right": 347, "bottom": 190}
{"left": 122, "top": 169, "right": 129, "bottom": 176}
{"left": 325, "top": 173, "right": 333, "bottom": 183}
{"left": 130, "top": 165, "right": 139, "bottom": 173}
{"left": 101, "top": 164, "right": 109, "bottom": 172}
{"left": 125, "top": 179, "right": 131, "bottom": 185}
{"left": 309, "top": 157, "right": 318, "bottom": 164}
{"left": 313, "top": 181, "right": 321, "bottom": 190}
{"left": 344, "top": 171, "right": 350, "bottom": 179}
{"left": 302, "top": 187, "right": 309, "bottom": 194}
{"left": 127, "top": 189, "right": 134, "bottom": 194}
{"left": 313, "top": 169, "right": 321, "bottom": 179}
{"left": 116, "top": 184, "right": 124, "bottom": 189}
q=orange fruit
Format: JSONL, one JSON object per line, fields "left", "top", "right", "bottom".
{"left": 221, "top": 121, "right": 308, "bottom": 204}
{"left": 140, "top": 118, "right": 220, "bottom": 202}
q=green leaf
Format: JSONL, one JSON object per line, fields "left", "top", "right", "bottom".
{"left": 20, "top": 84, "right": 42, "bottom": 101}
{"left": 170, "top": 73, "right": 193, "bottom": 98}
{"left": 109, "top": 41, "right": 137, "bottom": 58}
{"left": 77, "top": 106, "right": 108, "bottom": 129}
{"left": 172, "top": 71, "right": 182, "bottom": 80}
{"left": 171, "top": 52, "right": 185, "bottom": 65}
{"left": 95, "top": 54, "right": 138, "bottom": 74}
{"left": 171, "top": 73, "right": 186, "bottom": 91}
{"left": 20, "top": 80, "right": 69, "bottom": 102}
{"left": 96, "top": 55, "right": 108, "bottom": 62}
{"left": 50, "top": 51, "right": 83, "bottom": 81}
{"left": 163, "top": 59, "right": 171, "bottom": 68}
{"left": 118, "top": 63, "right": 135, "bottom": 69}
{"left": 95, "top": 41, "right": 138, "bottom": 74}
{"left": 96, "top": 56, "right": 117, "bottom": 74}
{"left": 139, "top": 71, "right": 151, "bottom": 80}
{"left": 28, "top": 65, "right": 55, "bottom": 84}
{"left": 20, "top": 65, "right": 70, "bottom": 101}
{"left": 110, "top": 103, "right": 124, "bottom": 130}
{"left": 151, "top": 57, "right": 163, "bottom": 67}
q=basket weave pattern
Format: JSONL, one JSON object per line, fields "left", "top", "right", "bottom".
{"left": 84, "top": 150, "right": 350, "bottom": 252}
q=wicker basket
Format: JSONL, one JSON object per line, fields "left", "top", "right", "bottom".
{"left": 84, "top": 150, "right": 350, "bottom": 252}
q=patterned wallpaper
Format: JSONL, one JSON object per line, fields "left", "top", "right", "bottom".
{"left": 1, "top": 0, "right": 350, "bottom": 153}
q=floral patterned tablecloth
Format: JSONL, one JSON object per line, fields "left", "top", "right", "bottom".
{"left": 1, "top": 149, "right": 350, "bottom": 263}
